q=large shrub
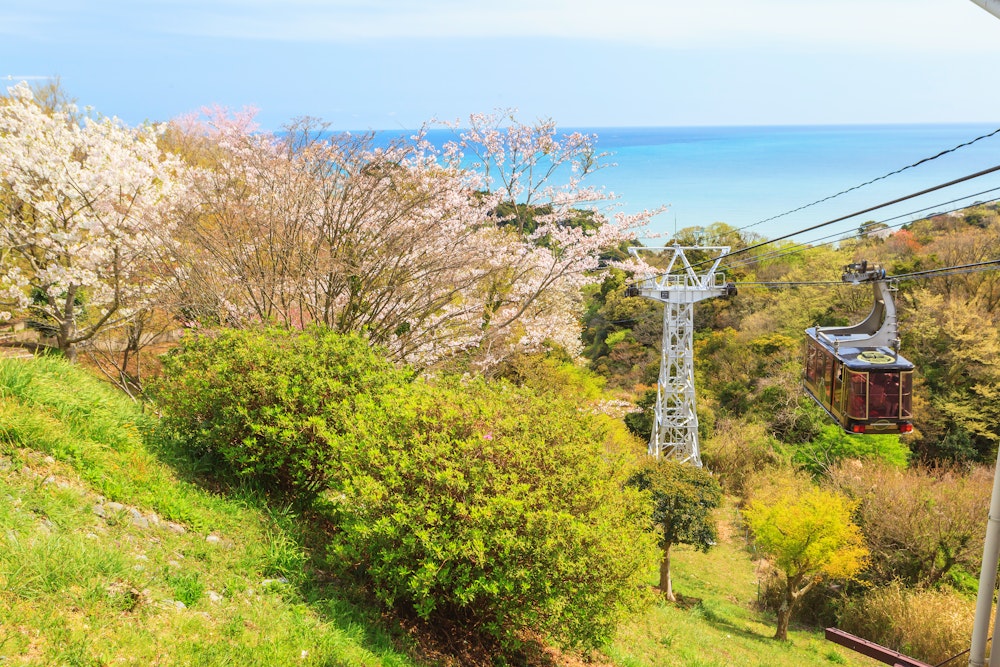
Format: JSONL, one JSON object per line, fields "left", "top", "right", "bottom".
{"left": 153, "top": 327, "right": 411, "bottom": 498}
{"left": 154, "top": 328, "right": 656, "bottom": 650}
{"left": 330, "top": 377, "right": 657, "bottom": 651}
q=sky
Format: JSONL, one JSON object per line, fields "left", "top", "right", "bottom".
{"left": 3, "top": 0, "right": 1000, "bottom": 130}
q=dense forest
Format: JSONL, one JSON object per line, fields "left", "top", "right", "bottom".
{"left": 1, "top": 80, "right": 998, "bottom": 665}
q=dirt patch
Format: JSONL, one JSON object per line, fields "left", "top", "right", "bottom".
{"left": 714, "top": 500, "right": 746, "bottom": 547}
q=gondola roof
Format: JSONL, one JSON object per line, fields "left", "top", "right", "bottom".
{"left": 806, "top": 326, "right": 913, "bottom": 371}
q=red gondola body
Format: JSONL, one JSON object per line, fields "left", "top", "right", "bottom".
{"left": 803, "top": 336, "right": 914, "bottom": 434}
{"left": 803, "top": 262, "right": 915, "bottom": 435}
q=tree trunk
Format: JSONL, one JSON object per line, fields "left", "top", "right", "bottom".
{"left": 774, "top": 596, "right": 792, "bottom": 641}
{"left": 658, "top": 542, "right": 676, "bottom": 602}
{"left": 59, "top": 286, "right": 78, "bottom": 362}
{"left": 775, "top": 574, "right": 813, "bottom": 641}
{"left": 774, "top": 574, "right": 801, "bottom": 641}
{"left": 58, "top": 321, "right": 77, "bottom": 362}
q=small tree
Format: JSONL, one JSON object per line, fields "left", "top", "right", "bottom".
{"left": 744, "top": 479, "right": 868, "bottom": 641}
{"left": 627, "top": 458, "right": 722, "bottom": 602}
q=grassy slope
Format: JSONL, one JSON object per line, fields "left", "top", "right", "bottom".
{"left": 0, "top": 356, "right": 416, "bottom": 666}
{"left": 0, "top": 356, "right": 884, "bottom": 667}
{"left": 608, "top": 504, "right": 883, "bottom": 667}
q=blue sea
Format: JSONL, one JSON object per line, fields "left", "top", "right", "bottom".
{"left": 582, "top": 124, "right": 1000, "bottom": 243}
{"left": 376, "top": 124, "right": 1000, "bottom": 244}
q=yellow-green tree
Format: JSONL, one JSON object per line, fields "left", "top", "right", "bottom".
{"left": 744, "top": 481, "right": 868, "bottom": 641}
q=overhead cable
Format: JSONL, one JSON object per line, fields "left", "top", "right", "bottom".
{"left": 719, "top": 191, "right": 1000, "bottom": 273}
{"left": 889, "top": 259, "right": 1000, "bottom": 281}
{"left": 686, "top": 163, "right": 1000, "bottom": 273}
{"left": 731, "top": 125, "right": 1000, "bottom": 235}
{"left": 733, "top": 259, "right": 1000, "bottom": 289}
{"left": 733, "top": 280, "right": 843, "bottom": 287}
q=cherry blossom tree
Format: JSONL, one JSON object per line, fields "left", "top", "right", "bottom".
{"left": 0, "top": 82, "right": 188, "bottom": 361}
{"left": 169, "top": 108, "right": 655, "bottom": 371}
{"left": 0, "top": 90, "right": 659, "bottom": 374}
{"left": 439, "top": 109, "right": 609, "bottom": 233}
{"left": 172, "top": 114, "right": 502, "bottom": 364}
{"left": 437, "top": 109, "right": 661, "bottom": 365}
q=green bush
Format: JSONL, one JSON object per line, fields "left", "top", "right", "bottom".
{"left": 792, "top": 424, "right": 910, "bottom": 475}
{"left": 330, "top": 377, "right": 657, "bottom": 651}
{"left": 154, "top": 328, "right": 656, "bottom": 649}
{"left": 700, "top": 418, "right": 784, "bottom": 496}
{"left": 494, "top": 346, "right": 605, "bottom": 402}
{"left": 623, "top": 388, "right": 656, "bottom": 440}
{"left": 153, "top": 327, "right": 411, "bottom": 499}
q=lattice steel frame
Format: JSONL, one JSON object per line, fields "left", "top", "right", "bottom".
{"left": 629, "top": 246, "right": 733, "bottom": 465}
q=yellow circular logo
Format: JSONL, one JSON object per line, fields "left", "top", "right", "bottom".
{"left": 858, "top": 351, "right": 895, "bottom": 364}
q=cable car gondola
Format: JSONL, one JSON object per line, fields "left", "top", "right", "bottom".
{"left": 803, "top": 261, "right": 914, "bottom": 435}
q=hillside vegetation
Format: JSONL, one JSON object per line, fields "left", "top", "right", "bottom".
{"left": 582, "top": 207, "right": 1000, "bottom": 664}
{"left": 1, "top": 357, "right": 888, "bottom": 666}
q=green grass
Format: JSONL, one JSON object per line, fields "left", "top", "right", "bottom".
{"left": 0, "top": 356, "right": 889, "bottom": 666}
{"left": 0, "top": 356, "right": 416, "bottom": 666}
{"left": 607, "top": 503, "right": 884, "bottom": 667}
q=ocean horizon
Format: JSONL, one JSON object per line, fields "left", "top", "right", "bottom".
{"left": 369, "top": 123, "right": 1000, "bottom": 244}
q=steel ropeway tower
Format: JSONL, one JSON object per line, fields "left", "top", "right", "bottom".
{"left": 626, "top": 246, "right": 735, "bottom": 466}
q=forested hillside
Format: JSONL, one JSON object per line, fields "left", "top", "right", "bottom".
{"left": 585, "top": 209, "right": 1000, "bottom": 467}
{"left": 582, "top": 208, "right": 1000, "bottom": 663}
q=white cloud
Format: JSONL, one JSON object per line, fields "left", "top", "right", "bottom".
{"left": 5, "top": 0, "right": 1000, "bottom": 53}
{"left": 144, "top": 0, "right": 1000, "bottom": 53}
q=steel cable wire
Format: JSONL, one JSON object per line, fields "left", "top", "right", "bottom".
{"left": 729, "top": 126, "right": 1000, "bottom": 236}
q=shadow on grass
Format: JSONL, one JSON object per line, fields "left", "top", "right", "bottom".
{"left": 679, "top": 596, "right": 776, "bottom": 646}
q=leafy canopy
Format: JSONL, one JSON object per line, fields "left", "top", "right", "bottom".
{"left": 628, "top": 458, "right": 722, "bottom": 553}
{"left": 154, "top": 326, "right": 412, "bottom": 500}
{"left": 745, "top": 480, "right": 868, "bottom": 583}
{"left": 332, "top": 376, "right": 658, "bottom": 651}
